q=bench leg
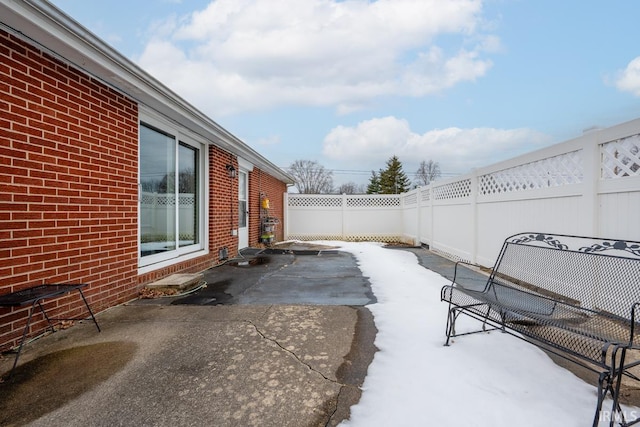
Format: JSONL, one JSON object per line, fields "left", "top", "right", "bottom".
{"left": 444, "top": 304, "right": 457, "bottom": 346}
{"left": 37, "top": 299, "right": 56, "bottom": 333}
{"left": 611, "top": 348, "right": 627, "bottom": 427}
{"left": 481, "top": 305, "right": 495, "bottom": 332}
{"left": 6, "top": 290, "right": 100, "bottom": 380}
{"left": 593, "top": 346, "right": 639, "bottom": 427}
{"left": 8, "top": 301, "right": 40, "bottom": 379}
{"left": 77, "top": 288, "right": 100, "bottom": 332}
{"left": 444, "top": 304, "right": 495, "bottom": 346}
{"left": 595, "top": 370, "right": 614, "bottom": 427}
{"left": 609, "top": 347, "right": 640, "bottom": 427}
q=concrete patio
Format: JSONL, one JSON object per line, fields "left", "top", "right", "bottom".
{"left": 0, "top": 246, "right": 377, "bottom": 427}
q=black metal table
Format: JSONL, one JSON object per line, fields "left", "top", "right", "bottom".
{"left": 0, "top": 284, "right": 101, "bottom": 378}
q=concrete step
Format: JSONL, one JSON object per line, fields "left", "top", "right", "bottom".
{"left": 144, "top": 273, "right": 204, "bottom": 293}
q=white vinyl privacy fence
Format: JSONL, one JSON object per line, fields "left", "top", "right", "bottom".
{"left": 285, "top": 118, "right": 640, "bottom": 268}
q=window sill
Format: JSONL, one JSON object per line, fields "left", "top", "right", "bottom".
{"left": 138, "top": 249, "right": 209, "bottom": 276}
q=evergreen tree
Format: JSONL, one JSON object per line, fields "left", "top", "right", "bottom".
{"left": 366, "top": 170, "right": 381, "bottom": 194}
{"left": 378, "top": 156, "right": 410, "bottom": 194}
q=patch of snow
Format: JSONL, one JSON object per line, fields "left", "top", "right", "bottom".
{"left": 320, "top": 241, "right": 640, "bottom": 427}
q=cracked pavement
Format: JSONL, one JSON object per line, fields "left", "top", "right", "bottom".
{"left": 0, "top": 248, "right": 378, "bottom": 426}
{"left": 1, "top": 301, "right": 376, "bottom": 427}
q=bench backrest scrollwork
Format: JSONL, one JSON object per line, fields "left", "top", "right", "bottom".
{"left": 491, "top": 233, "right": 640, "bottom": 320}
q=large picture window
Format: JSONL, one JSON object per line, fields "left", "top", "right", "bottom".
{"left": 139, "top": 122, "right": 204, "bottom": 266}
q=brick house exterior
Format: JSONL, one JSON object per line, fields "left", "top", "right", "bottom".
{"left": 0, "top": 1, "right": 293, "bottom": 351}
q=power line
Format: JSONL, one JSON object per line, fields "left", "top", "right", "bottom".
{"left": 279, "top": 166, "right": 461, "bottom": 178}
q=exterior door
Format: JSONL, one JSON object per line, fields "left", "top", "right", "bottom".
{"left": 238, "top": 171, "right": 249, "bottom": 249}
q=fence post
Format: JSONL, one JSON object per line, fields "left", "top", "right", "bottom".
{"left": 342, "top": 193, "right": 347, "bottom": 240}
{"left": 429, "top": 183, "right": 434, "bottom": 248}
{"left": 415, "top": 189, "right": 421, "bottom": 246}
{"left": 582, "top": 134, "right": 600, "bottom": 237}
{"left": 283, "top": 192, "right": 289, "bottom": 241}
{"left": 470, "top": 169, "right": 479, "bottom": 264}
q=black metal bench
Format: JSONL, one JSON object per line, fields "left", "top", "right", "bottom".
{"left": 441, "top": 232, "right": 640, "bottom": 427}
{"left": 0, "top": 283, "right": 101, "bottom": 378}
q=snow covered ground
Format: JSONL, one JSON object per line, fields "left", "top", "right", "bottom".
{"left": 323, "top": 241, "right": 640, "bottom": 427}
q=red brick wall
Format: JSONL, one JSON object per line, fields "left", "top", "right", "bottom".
{"left": 209, "top": 145, "right": 238, "bottom": 258}
{"left": 249, "top": 168, "right": 288, "bottom": 245}
{"left": 0, "top": 30, "right": 142, "bottom": 349}
{"left": 0, "top": 29, "right": 289, "bottom": 351}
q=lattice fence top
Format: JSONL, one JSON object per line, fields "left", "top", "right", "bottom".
{"left": 430, "top": 247, "right": 471, "bottom": 264}
{"left": 347, "top": 196, "right": 400, "bottom": 208}
{"left": 286, "top": 234, "right": 403, "bottom": 243}
{"left": 288, "top": 196, "right": 342, "bottom": 207}
{"left": 433, "top": 179, "right": 471, "bottom": 200}
{"left": 402, "top": 192, "right": 417, "bottom": 205}
{"left": 420, "top": 187, "right": 431, "bottom": 202}
{"left": 287, "top": 194, "right": 401, "bottom": 208}
{"left": 479, "top": 150, "right": 583, "bottom": 195}
{"left": 601, "top": 134, "right": 640, "bottom": 179}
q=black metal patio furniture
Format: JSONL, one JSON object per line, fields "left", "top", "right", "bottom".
{"left": 0, "top": 283, "right": 101, "bottom": 378}
{"left": 441, "top": 232, "right": 640, "bottom": 427}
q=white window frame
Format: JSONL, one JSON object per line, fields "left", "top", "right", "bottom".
{"left": 138, "top": 109, "right": 209, "bottom": 273}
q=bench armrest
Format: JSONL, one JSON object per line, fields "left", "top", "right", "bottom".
{"left": 452, "top": 261, "right": 492, "bottom": 293}
{"left": 452, "top": 261, "right": 474, "bottom": 284}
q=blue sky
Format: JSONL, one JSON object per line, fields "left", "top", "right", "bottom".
{"left": 50, "top": 0, "right": 640, "bottom": 187}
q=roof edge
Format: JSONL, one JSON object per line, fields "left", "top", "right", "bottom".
{"left": 0, "top": 0, "right": 295, "bottom": 184}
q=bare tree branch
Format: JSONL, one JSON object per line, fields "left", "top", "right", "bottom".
{"left": 415, "top": 159, "right": 441, "bottom": 186}
{"left": 288, "top": 160, "right": 334, "bottom": 193}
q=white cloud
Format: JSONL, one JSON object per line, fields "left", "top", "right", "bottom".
{"left": 136, "top": 0, "right": 495, "bottom": 116}
{"left": 322, "top": 116, "right": 555, "bottom": 175}
{"left": 614, "top": 57, "right": 640, "bottom": 97}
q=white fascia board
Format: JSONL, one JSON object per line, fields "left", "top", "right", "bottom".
{"left": 238, "top": 157, "right": 254, "bottom": 172}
